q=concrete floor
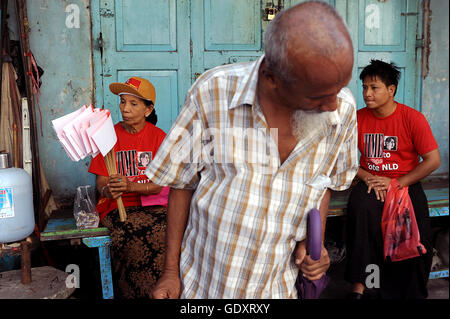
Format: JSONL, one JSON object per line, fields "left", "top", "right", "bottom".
{"left": 319, "top": 256, "right": 449, "bottom": 299}
{"left": 9, "top": 241, "right": 446, "bottom": 300}
{"left": 10, "top": 217, "right": 445, "bottom": 300}
{"left": 427, "top": 277, "right": 449, "bottom": 299}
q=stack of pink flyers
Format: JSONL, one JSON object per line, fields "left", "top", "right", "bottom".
{"left": 52, "top": 104, "right": 117, "bottom": 161}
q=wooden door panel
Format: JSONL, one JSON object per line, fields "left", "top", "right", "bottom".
{"left": 355, "top": 0, "right": 419, "bottom": 109}
{"left": 116, "top": 0, "right": 177, "bottom": 52}
{"left": 204, "top": 0, "right": 261, "bottom": 51}
{"left": 359, "top": 0, "right": 406, "bottom": 51}
{"left": 192, "top": 0, "right": 264, "bottom": 76}
{"left": 94, "top": 0, "right": 190, "bottom": 134}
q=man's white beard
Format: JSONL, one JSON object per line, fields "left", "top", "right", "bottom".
{"left": 291, "top": 110, "right": 333, "bottom": 140}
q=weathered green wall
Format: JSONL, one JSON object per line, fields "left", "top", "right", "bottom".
{"left": 421, "top": 0, "right": 449, "bottom": 175}
{"left": 25, "top": 0, "right": 95, "bottom": 204}
{"left": 16, "top": 0, "right": 448, "bottom": 204}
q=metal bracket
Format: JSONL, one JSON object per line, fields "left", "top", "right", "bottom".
{"left": 415, "top": 39, "right": 424, "bottom": 48}
{"left": 262, "top": 0, "right": 284, "bottom": 21}
{"left": 194, "top": 72, "right": 202, "bottom": 81}
{"left": 96, "top": 33, "right": 103, "bottom": 51}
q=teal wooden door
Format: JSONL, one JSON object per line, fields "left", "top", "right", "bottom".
{"left": 92, "top": 0, "right": 422, "bottom": 133}
{"left": 191, "top": 0, "right": 265, "bottom": 78}
{"left": 190, "top": 0, "right": 336, "bottom": 78}
{"left": 352, "top": 0, "right": 421, "bottom": 110}
{"left": 92, "top": 0, "right": 191, "bottom": 133}
{"left": 290, "top": 0, "right": 421, "bottom": 110}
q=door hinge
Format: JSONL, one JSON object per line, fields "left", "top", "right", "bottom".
{"left": 415, "top": 39, "right": 424, "bottom": 48}
{"left": 97, "top": 33, "right": 103, "bottom": 50}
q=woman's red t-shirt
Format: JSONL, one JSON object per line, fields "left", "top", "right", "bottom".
{"left": 357, "top": 102, "right": 438, "bottom": 178}
{"left": 88, "top": 122, "right": 166, "bottom": 220}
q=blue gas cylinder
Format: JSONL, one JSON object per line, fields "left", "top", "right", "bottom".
{"left": 0, "top": 156, "right": 35, "bottom": 243}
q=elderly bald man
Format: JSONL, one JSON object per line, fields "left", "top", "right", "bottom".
{"left": 146, "top": 1, "right": 358, "bottom": 298}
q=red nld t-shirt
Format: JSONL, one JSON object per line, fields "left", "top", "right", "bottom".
{"left": 88, "top": 122, "right": 166, "bottom": 220}
{"left": 357, "top": 102, "right": 438, "bottom": 178}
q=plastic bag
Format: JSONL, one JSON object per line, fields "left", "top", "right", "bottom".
{"left": 73, "top": 185, "right": 99, "bottom": 229}
{"left": 381, "top": 179, "right": 426, "bottom": 262}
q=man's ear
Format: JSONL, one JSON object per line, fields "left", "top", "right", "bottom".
{"left": 388, "top": 84, "right": 396, "bottom": 96}
{"left": 260, "top": 61, "right": 278, "bottom": 86}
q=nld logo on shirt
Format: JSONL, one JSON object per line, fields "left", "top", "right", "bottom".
{"left": 364, "top": 133, "right": 399, "bottom": 172}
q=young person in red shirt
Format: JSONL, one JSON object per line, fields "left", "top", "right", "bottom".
{"left": 89, "top": 77, "right": 167, "bottom": 298}
{"left": 345, "top": 60, "right": 440, "bottom": 299}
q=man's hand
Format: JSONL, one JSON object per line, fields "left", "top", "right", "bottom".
{"left": 365, "top": 175, "right": 391, "bottom": 202}
{"left": 151, "top": 270, "right": 181, "bottom": 299}
{"left": 294, "top": 240, "right": 330, "bottom": 281}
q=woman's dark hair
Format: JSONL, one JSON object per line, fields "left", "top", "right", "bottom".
{"left": 139, "top": 152, "right": 148, "bottom": 160}
{"left": 143, "top": 99, "right": 158, "bottom": 125}
{"left": 385, "top": 136, "right": 395, "bottom": 144}
{"left": 360, "top": 59, "right": 401, "bottom": 96}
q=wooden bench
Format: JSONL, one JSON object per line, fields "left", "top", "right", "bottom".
{"left": 328, "top": 177, "right": 449, "bottom": 279}
{"left": 40, "top": 210, "right": 113, "bottom": 299}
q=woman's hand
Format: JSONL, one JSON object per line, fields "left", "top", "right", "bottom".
{"left": 365, "top": 175, "right": 391, "bottom": 202}
{"left": 107, "top": 174, "right": 130, "bottom": 199}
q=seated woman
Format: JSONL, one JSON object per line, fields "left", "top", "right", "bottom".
{"left": 345, "top": 60, "right": 440, "bottom": 299}
{"left": 88, "top": 77, "right": 167, "bottom": 298}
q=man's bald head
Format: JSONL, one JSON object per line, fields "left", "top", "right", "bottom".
{"left": 264, "top": 1, "right": 353, "bottom": 84}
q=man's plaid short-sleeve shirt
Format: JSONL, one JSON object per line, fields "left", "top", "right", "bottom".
{"left": 146, "top": 55, "right": 358, "bottom": 298}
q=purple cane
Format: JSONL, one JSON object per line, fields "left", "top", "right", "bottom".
{"left": 296, "top": 208, "right": 329, "bottom": 299}
{"left": 307, "top": 208, "right": 322, "bottom": 261}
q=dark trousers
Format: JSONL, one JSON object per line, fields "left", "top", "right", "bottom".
{"left": 344, "top": 181, "right": 433, "bottom": 299}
